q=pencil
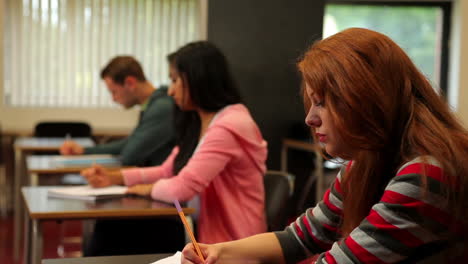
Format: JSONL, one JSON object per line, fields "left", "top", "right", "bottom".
{"left": 173, "top": 199, "right": 205, "bottom": 261}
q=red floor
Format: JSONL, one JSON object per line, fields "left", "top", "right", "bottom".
{"left": 0, "top": 214, "right": 83, "bottom": 264}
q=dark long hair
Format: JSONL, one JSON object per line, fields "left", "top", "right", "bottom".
{"left": 167, "top": 41, "right": 242, "bottom": 174}
{"left": 298, "top": 28, "right": 468, "bottom": 236}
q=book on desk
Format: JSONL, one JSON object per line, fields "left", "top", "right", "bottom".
{"left": 49, "top": 154, "right": 121, "bottom": 168}
{"left": 48, "top": 185, "right": 127, "bottom": 201}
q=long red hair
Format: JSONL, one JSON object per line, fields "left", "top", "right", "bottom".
{"left": 298, "top": 28, "right": 468, "bottom": 236}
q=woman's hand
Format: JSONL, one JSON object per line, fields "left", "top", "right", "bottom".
{"left": 81, "top": 164, "right": 113, "bottom": 188}
{"left": 183, "top": 233, "right": 284, "bottom": 264}
{"left": 182, "top": 243, "right": 221, "bottom": 264}
{"left": 126, "top": 184, "right": 154, "bottom": 197}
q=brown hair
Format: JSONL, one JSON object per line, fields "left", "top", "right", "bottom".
{"left": 298, "top": 28, "right": 468, "bottom": 236}
{"left": 100, "top": 56, "right": 147, "bottom": 85}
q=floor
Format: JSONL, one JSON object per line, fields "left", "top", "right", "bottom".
{"left": 0, "top": 213, "right": 83, "bottom": 264}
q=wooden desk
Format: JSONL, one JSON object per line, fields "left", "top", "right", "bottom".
{"left": 42, "top": 254, "right": 172, "bottom": 264}
{"left": 281, "top": 138, "right": 324, "bottom": 204}
{"left": 23, "top": 186, "right": 194, "bottom": 264}
{"left": 15, "top": 137, "right": 95, "bottom": 152}
{"left": 13, "top": 137, "right": 94, "bottom": 261}
{"left": 26, "top": 155, "right": 120, "bottom": 176}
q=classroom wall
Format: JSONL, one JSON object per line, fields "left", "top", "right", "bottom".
{"left": 207, "top": 0, "right": 325, "bottom": 169}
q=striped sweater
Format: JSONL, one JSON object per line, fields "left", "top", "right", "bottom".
{"left": 275, "top": 157, "right": 466, "bottom": 263}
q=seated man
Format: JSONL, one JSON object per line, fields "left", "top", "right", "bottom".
{"left": 61, "top": 56, "right": 180, "bottom": 256}
{"left": 61, "top": 56, "right": 175, "bottom": 167}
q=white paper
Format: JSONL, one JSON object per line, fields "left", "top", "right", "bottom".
{"left": 48, "top": 185, "right": 127, "bottom": 201}
{"left": 151, "top": 251, "right": 182, "bottom": 264}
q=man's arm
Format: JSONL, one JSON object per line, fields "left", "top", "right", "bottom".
{"left": 84, "top": 138, "right": 127, "bottom": 155}
{"left": 118, "top": 95, "right": 175, "bottom": 166}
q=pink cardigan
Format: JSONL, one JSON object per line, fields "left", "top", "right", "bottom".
{"left": 122, "top": 104, "right": 268, "bottom": 243}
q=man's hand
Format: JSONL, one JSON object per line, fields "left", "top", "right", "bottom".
{"left": 60, "top": 140, "right": 84, "bottom": 155}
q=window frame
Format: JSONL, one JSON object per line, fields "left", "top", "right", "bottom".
{"left": 325, "top": 0, "right": 452, "bottom": 96}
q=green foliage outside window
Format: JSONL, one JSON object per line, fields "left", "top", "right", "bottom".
{"left": 324, "top": 5, "right": 441, "bottom": 86}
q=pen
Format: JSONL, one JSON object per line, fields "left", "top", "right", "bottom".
{"left": 173, "top": 199, "right": 205, "bottom": 261}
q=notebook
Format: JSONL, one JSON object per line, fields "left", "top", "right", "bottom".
{"left": 50, "top": 155, "right": 121, "bottom": 168}
{"left": 48, "top": 185, "right": 127, "bottom": 201}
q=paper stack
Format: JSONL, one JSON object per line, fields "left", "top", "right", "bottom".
{"left": 48, "top": 185, "right": 127, "bottom": 201}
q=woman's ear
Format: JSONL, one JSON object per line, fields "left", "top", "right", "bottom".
{"left": 181, "top": 74, "right": 190, "bottom": 99}
{"left": 181, "top": 73, "right": 189, "bottom": 91}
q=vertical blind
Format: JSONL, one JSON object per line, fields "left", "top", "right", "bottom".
{"left": 4, "top": 0, "right": 201, "bottom": 108}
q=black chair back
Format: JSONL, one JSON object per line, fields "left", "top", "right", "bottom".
{"left": 264, "top": 171, "right": 293, "bottom": 232}
{"left": 34, "top": 122, "right": 92, "bottom": 138}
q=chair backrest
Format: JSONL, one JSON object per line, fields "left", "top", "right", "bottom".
{"left": 264, "top": 170, "right": 294, "bottom": 232}
{"left": 34, "top": 122, "right": 92, "bottom": 138}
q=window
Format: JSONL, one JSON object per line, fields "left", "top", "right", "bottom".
{"left": 323, "top": 1, "right": 451, "bottom": 94}
{"left": 4, "top": 0, "right": 201, "bottom": 108}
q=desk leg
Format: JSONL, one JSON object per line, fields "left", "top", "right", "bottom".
{"left": 23, "top": 210, "right": 31, "bottom": 264}
{"left": 184, "top": 216, "right": 195, "bottom": 244}
{"left": 314, "top": 151, "right": 324, "bottom": 203}
{"left": 13, "top": 148, "right": 24, "bottom": 261}
{"left": 280, "top": 144, "right": 287, "bottom": 172}
{"left": 31, "top": 219, "right": 43, "bottom": 264}
{"left": 30, "top": 173, "right": 38, "bottom": 187}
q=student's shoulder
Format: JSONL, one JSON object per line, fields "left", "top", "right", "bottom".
{"left": 215, "top": 104, "right": 258, "bottom": 130}
{"left": 147, "top": 91, "right": 174, "bottom": 111}
{"left": 389, "top": 156, "right": 448, "bottom": 192}
{"left": 396, "top": 156, "right": 443, "bottom": 178}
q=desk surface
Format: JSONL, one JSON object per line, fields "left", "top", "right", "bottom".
{"left": 15, "top": 137, "right": 95, "bottom": 151}
{"left": 22, "top": 187, "right": 194, "bottom": 220}
{"left": 5, "top": 128, "right": 130, "bottom": 138}
{"left": 42, "top": 253, "right": 171, "bottom": 264}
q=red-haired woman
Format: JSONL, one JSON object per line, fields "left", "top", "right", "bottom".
{"left": 182, "top": 28, "right": 468, "bottom": 264}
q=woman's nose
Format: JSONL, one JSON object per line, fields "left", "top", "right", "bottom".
{"left": 167, "top": 86, "right": 174, "bottom": 96}
{"left": 305, "top": 111, "right": 321, "bottom": 128}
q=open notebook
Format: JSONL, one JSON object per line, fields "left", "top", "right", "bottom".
{"left": 50, "top": 154, "right": 121, "bottom": 168}
{"left": 48, "top": 185, "right": 127, "bottom": 201}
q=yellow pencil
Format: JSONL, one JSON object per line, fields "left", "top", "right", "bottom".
{"left": 173, "top": 199, "right": 205, "bottom": 261}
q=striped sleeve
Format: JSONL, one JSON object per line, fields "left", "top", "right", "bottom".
{"left": 315, "top": 158, "right": 457, "bottom": 264}
{"left": 275, "top": 166, "right": 346, "bottom": 264}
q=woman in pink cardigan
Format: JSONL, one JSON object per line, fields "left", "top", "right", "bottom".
{"left": 82, "top": 41, "right": 268, "bottom": 247}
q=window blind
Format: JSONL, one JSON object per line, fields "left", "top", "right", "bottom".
{"left": 4, "top": 0, "right": 201, "bottom": 107}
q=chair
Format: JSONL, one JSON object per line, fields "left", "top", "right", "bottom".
{"left": 34, "top": 121, "right": 92, "bottom": 138}
{"left": 264, "top": 170, "right": 294, "bottom": 232}
{"left": 34, "top": 121, "right": 93, "bottom": 183}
